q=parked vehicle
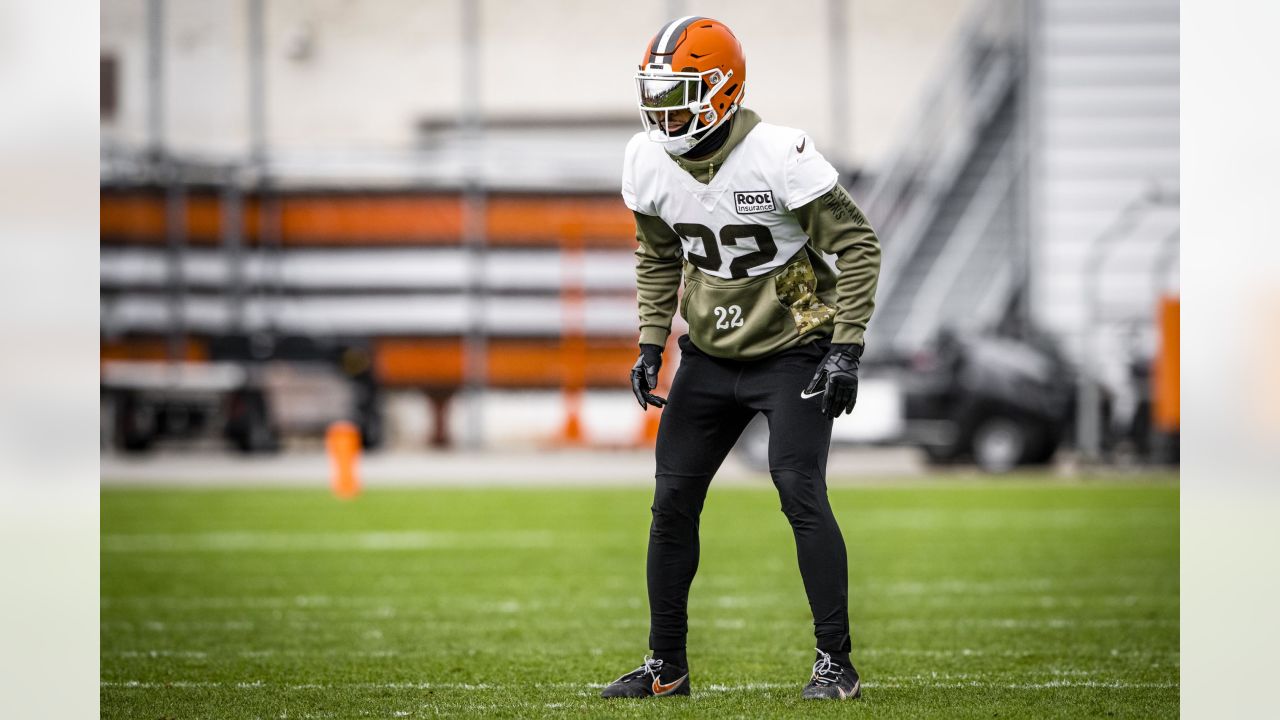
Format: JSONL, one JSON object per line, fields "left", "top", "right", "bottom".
{"left": 902, "top": 330, "right": 1076, "bottom": 472}
{"left": 103, "top": 335, "right": 382, "bottom": 454}
{"left": 731, "top": 330, "right": 1078, "bottom": 474}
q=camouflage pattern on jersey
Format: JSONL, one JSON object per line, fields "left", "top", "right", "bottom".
{"left": 775, "top": 257, "right": 836, "bottom": 335}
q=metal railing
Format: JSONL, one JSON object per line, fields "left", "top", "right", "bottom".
{"left": 1076, "top": 184, "right": 1180, "bottom": 461}
{"left": 857, "top": 0, "right": 1023, "bottom": 316}
{"left": 893, "top": 138, "right": 1023, "bottom": 349}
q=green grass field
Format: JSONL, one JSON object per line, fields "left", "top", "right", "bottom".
{"left": 101, "top": 475, "right": 1178, "bottom": 719}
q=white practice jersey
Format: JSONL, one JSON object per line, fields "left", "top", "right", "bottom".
{"left": 621, "top": 121, "right": 839, "bottom": 279}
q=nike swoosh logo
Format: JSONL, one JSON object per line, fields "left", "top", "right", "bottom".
{"left": 651, "top": 674, "right": 687, "bottom": 695}
{"left": 800, "top": 388, "right": 824, "bottom": 399}
{"left": 796, "top": 137, "right": 806, "bottom": 153}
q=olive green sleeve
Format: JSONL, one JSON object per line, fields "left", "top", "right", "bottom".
{"left": 633, "top": 211, "right": 685, "bottom": 347}
{"left": 793, "top": 185, "right": 881, "bottom": 346}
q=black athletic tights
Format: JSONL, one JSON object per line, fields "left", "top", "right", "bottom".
{"left": 647, "top": 334, "right": 851, "bottom": 657}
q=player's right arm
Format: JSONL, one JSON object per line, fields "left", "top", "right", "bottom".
{"left": 633, "top": 212, "right": 684, "bottom": 348}
{"left": 628, "top": 213, "right": 682, "bottom": 409}
{"left": 622, "top": 132, "right": 684, "bottom": 348}
{"left": 622, "top": 135, "right": 679, "bottom": 408}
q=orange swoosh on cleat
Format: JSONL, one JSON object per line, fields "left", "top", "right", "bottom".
{"left": 651, "top": 674, "right": 687, "bottom": 695}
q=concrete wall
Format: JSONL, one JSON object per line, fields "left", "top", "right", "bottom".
{"left": 100, "top": 0, "right": 973, "bottom": 172}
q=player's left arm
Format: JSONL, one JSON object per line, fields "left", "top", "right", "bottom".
{"left": 791, "top": 185, "right": 881, "bottom": 348}
{"left": 792, "top": 184, "right": 881, "bottom": 417}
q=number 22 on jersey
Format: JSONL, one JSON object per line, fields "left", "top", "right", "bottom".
{"left": 674, "top": 223, "right": 778, "bottom": 279}
{"left": 713, "top": 305, "right": 744, "bottom": 330}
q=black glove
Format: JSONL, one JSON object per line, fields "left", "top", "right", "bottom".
{"left": 630, "top": 343, "right": 667, "bottom": 410}
{"left": 803, "top": 343, "right": 862, "bottom": 418}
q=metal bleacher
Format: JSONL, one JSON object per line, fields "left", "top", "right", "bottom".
{"left": 850, "top": 0, "right": 1179, "bottom": 461}
{"left": 855, "top": 0, "right": 1026, "bottom": 357}
{"left": 855, "top": 0, "right": 1177, "bottom": 371}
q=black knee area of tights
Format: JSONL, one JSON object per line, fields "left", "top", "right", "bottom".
{"left": 770, "top": 468, "right": 833, "bottom": 533}
{"left": 649, "top": 478, "right": 706, "bottom": 543}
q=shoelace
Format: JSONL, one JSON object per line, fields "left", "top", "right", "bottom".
{"left": 617, "top": 655, "right": 664, "bottom": 684}
{"left": 811, "top": 649, "right": 844, "bottom": 686}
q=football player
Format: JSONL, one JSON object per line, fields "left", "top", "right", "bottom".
{"left": 600, "top": 16, "right": 880, "bottom": 702}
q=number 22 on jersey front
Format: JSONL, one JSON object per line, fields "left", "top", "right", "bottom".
{"left": 713, "top": 305, "right": 744, "bottom": 330}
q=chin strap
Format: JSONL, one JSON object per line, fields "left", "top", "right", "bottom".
{"left": 664, "top": 104, "right": 738, "bottom": 157}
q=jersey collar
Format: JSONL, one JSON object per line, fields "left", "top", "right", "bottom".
{"left": 669, "top": 108, "right": 763, "bottom": 186}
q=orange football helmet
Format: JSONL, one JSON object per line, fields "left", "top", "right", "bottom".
{"left": 635, "top": 17, "right": 747, "bottom": 155}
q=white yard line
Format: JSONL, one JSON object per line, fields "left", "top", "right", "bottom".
{"left": 102, "top": 615, "right": 1177, "bottom": 634}
{"left": 106, "top": 650, "right": 209, "bottom": 659}
{"left": 101, "top": 530, "right": 555, "bottom": 552}
{"left": 858, "top": 647, "right": 1179, "bottom": 658}
{"left": 101, "top": 646, "right": 1178, "bottom": 662}
{"left": 101, "top": 678, "right": 1178, "bottom": 691}
{"left": 878, "top": 617, "right": 1179, "bottom": 628}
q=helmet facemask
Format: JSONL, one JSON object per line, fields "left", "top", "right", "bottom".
{"left": 635, "top": 67, "right": 736, "bottom": 156}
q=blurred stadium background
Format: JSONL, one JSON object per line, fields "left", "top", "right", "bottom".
{"left": 99, "top": 0, "right": 1179, "bottom": 475}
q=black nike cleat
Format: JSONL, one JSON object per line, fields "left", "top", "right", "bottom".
{"left": 600, "top": 655, "right": 690, "bottom": 698}
{"left": 802, "top": 649, "right": 862, "bottom": 700}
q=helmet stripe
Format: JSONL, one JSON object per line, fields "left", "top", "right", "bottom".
{"left": 657, "top": 15, "right": 697, "bottom": 54}
{"left": 647, "top": 21, "right": 674, "bottom": 62}
{"left": 648, "top": 15, "right": 703, "bottom": 65}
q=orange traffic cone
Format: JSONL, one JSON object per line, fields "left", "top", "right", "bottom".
{"left": 326, "top": 421, "right": 361, "bottom": 499}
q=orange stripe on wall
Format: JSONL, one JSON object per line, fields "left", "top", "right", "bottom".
{"left": 277, "top": 195, "right": 464, "bottom": 244}
{"left": 100, "top": 337, "right": 638, "bottom": 389}
{"left": 373, "top": 338, "right": 636, "bottom": 388}
{"left": 100, "top": 192, "right": 237, "bottom": 244}
{"left": 100, "top": 193, "right": 167, "bottom": 242}
{"left": 186, "top": 195, "right": 223, "bottom": 241}
{"left": 374, "top": 339, "right": 465, "bottom": 386}
{"left": 102, "top": 191, "right": 636, "bottom": 247}
{"left": 487, "top": 197, "right": 634, "bottom": 245}
{"left": 101, "top": 338, "right": 209, "bottom": 363}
